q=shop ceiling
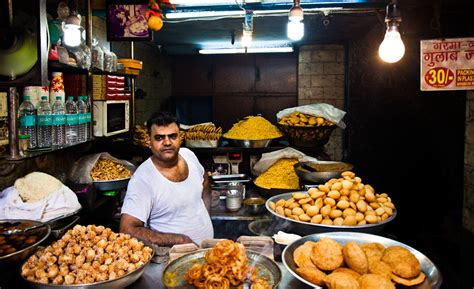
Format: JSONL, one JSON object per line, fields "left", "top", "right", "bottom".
{"left": 92, "top": 0, "right": 469, "bottom": 55}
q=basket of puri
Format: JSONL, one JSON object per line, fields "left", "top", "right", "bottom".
{"left": 277, "top": 112, "right": 336, "bottom": 147}
{"left": 265, "top": 171, "right": 397, "bottom": 235}
{"left": 162, "top": 239, "right": 281, "bottom": 288}
{"left": 223, "top": 116, "right": 283, "bottom": 148}
{"left": 21, "top": 224, "right": 154, "bottom": 288}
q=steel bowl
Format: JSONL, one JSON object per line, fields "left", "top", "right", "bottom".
{"left": 243, "top": 197, "right": 267, "bottom": 215}
{"left": 93, "top": 177, "right": 131, "bottom": 191}
{"left": 0, "top": 219, "right": 50, "bottom": 269}
{"left": 223, "top": 137, "right": 279, "bottom": 148}
{"left": 294, "top": 161, "right": 354, "bottom": 184}
{"left": 265, "top": 192, "right": 397, "bottom": 235}
{"left": 282, "top": 232, "right": 442, "bottom": 289}
{"left": 277, "top": 123, "right": 336, "bottom": 147}
{"left": 254, "top": 182, "right": 298, "bottom": 199}
{"left": 162, "top": 248, "right": 282, "bottom": 288}
{"left": 22, "top": 238, "right": 155, "bottom": 289}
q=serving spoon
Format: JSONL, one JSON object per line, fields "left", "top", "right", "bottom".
{"left": 1, "top": 213, "right": 68, "bottom": 235}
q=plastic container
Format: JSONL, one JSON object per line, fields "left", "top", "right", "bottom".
{"left": 19, "top": 95, "right": 37, "bottom": 149}
{"left": 52, "top": 96, "right": 66, "bottom": 147}
{"left": 37, "top": 96, "right": 52, "bottom": 148}
{"left": 65, "top": 96, "right": 78, "bottom": 145}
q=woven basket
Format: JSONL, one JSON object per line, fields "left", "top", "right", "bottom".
{"left": 277, "top": 123, "right": 336, "bottom": 147}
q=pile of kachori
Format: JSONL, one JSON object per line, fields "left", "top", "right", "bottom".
{"left": 268, "top": 171, "right": 395, "bottom": 226}
{"left": 293, "top": 237, "right": 425, "bottom": 288}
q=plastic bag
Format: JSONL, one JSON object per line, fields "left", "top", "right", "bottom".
{"left": 67, "top": 152, "right": 136, "bottom": 184}
{"left": 91, "top": 38, "right": 104, "bottom": 70}
{"left": 276, "top": 103, "right": 347, "bottom": 129}
{"left": 252, "top": 147, "right": 318, "bottom": 176}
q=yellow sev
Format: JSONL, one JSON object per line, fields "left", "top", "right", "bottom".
{"left": 224, "top": 116, "right": 282, "bottom": 140}
{"left": 255, "top": 158, "right": 300, "bottom": 189}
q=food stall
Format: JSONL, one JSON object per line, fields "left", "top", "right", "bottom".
{"left": 0, "top": 0, "right": 472, "bottom": 288}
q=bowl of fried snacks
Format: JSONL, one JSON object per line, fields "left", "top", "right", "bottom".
{"left": 223, "top": 116, "right": 283, "bottom": 148}
{"left": 91, "top": 158, "right": 135, "bottom": 191}
{"left": 265, "top": 171, "right": 396, "bottom": 235}
{"left": 162, "top": 239, "right": 281, "bottom": 289}
{"left": 184, "top": 124, "right": 222, "bottom": 148}
{"left": 282, "top": 232, "right": 442, "bottom": 289}
{"left": 21, "top": 224, "right": 154, "bottom": 288}
{"left": 294, "top": 161, "right": 354, "bottom": 184}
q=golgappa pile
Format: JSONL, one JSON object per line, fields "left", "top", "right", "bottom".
{"left": 294, "top": 237, "right": 425, "bottom": 288}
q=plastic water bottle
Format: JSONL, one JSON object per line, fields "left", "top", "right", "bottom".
{"left": 37, "top": 96, "right": 52, "bottom": 148}
{"left": 65, "top": 96, "right": 78, "bottom": 145}
{"left": 77, "top": 96, "right": 87, "bottom": 142}
{"left": 83, "top": 95, "right": 92, "bottom": 140}
{"left": 52, "top": 96, "right": 66, "bottom": 147}
{"left": 19, "top": 95, "right": 37, "bottom": 149}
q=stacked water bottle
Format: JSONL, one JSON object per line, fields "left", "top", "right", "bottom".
{"left": 19, "top": 94, "right": 92, "bottom": 151}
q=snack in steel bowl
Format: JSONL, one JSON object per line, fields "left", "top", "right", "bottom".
{"left": 90, "top": 159, "right": 132, "bottom": 181}
{"left": 224, "top": 115, "right": 282, "bottom": 140}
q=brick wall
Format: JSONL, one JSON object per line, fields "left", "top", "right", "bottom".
{"left": 464, "top": 90, "right": 474, "bottom": 233}
{"left": 298, "top": 45, "right": 345, "bottom": 161}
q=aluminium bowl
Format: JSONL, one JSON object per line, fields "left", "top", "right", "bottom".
{"left": 294, "top": 161, "right": 354, "bottom": 184}
{"left": 265, "top": 192, "right": 397, "bottom": 235}
{"left": 0, "top": 219, "right": 50, "bottom": 269}
{"left": 243, "top": 197, "right": 266, "bottom": 215}
{"left": 253, "top": 182, "right": 298, "bottom": 199}
{"left": 223, "top": 137, "right": 280, "bottom": 148}
{"left": 282, "top": 232, "right": 442, "bottom": 289}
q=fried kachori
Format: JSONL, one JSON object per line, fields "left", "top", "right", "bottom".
{"left": 391, "top": 272, "right": 426, "bottom": 286}
{"left": 381, "top": 246, "right": 421, "bottom": 279}
{"left": 360, "top": 242, "right": 385, "bottom": 264}
{"left": 333, "top": 267, "right": 361, "bottom": 280}
{"left": 342, "top": 241, "right": 368, "bottom": 274}
{"left": 324, "top": 272, "right": 360, "bottom": 289}
{"left": 368, "top": 260, "right": 392, "bottom": 280}
{"left": 295, "top": 266, "right": 326, "bottom": 286}
{"left": 311, "top": 237, "right": 344, "bottom": 271}
{"left": 293, "top": 241, "right": 317, "bottom": 268}
{"left": 358, "top": 273, "right": 395, "bottom": 289}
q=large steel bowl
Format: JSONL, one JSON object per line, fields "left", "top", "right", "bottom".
{"left": 294, "top": 161, "right": 354, "bottom": 184}
{"left": 282, "top": 232, "right": 442, "bottom": 289}
{"left": 22, "top": 238, "right": 155, "bottom": 289}
{"left": 0, "top": 219, "right": 50, "bottom": 269}
{"left": 162, "top": 249, "right": 281, "bottom": 288}
{"left": 253, "top": 182, "right": 298, "bottom": 199}
{"left": 265, "top": 192, "right": 397, "bottom": 235}
{"left": 223, "top": 137, "right": 280, "bottom": 148}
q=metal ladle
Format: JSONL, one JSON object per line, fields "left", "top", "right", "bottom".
{"left": 1, "top": 213, "right": 67, "bottom": 235}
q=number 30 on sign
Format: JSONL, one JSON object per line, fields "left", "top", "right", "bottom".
{"left": 424, "top": 67, "right": 455, "bottom": 88}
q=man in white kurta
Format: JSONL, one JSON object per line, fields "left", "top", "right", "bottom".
{"left": 120, "top": 112, "right": 213, "bottom": 246}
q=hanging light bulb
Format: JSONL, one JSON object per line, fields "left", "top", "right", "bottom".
{"left": 378, "top": 2, "right": 405, "bottom": 63}
{"left": 241, "top": 11, "right": 253, "bottom": 48}
{"left": 287, "top": 0, "right": 304, "bottom": 41}
{"left": 62, "top": 13, "right": 83, "bottom": 48}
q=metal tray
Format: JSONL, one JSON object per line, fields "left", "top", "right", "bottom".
{"left": 294, "top": 161, "right": 354, "bottom": 184}
{"left": 0, "top": 219, "right": 50, "bottom": 269}
{"left": 254, "top": 182, "right": 298, "bottom": 199}
{"left": 265, "top": 192, "right": 397, "bottom": 235}
{"left": 211, "top": 174, "right": 252, "bottom": 184}
{"left": 22, "top": 239, "right": 155, "bottom": 289}
{"left": 162, "top": 249, "right": 282, "bottom": 288}
{"left": 282, "top": 232, "right": 442, "bottom": 289}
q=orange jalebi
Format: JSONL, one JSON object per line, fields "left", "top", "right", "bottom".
{"left": 184, "top": 240, "right": 270, "bottom": 289}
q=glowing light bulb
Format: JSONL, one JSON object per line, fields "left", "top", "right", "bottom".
{"left": 63, "top": 24, "right": 82, "bottom": 47}
{"left": 287, "top": 20, "right": 304, "bottom": 41}
{"left": 378, "top": 25, "right": 405, "bottom": 63}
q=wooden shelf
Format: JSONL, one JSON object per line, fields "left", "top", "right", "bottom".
{"left": 48, "top": 61, "right": 89, "bottom": 74}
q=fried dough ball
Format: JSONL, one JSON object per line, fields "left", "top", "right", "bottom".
{"left": 358, "top": 273, "right": 395, "bottom": 289}
{"left": 311, "top": 238, "right": 344, "bottom": 271}
{"left": 293, "top": 241, "right": 317, "bottom": 268}
{"left": 391, "top": 271, "right": 426, "bottom": 286}
{"left": 342, "top": 241, "right": 368, "bottom": 274}
{"left": 360, "top": 243, "right": 385, "bottom": 264}
{"left": 381, "top": 246, "right": 420, "bottom": 278}
{"left": 295, "top": 267, "right": 326, "bottom": 286}
{"left": 333, "top": 267, "right": 361, "bottom": 280}
{"left": 368, "top": 260, "right": 392, "bottom": 280}
{"left": 324, "top": 272, "right": 360, "bottom": 289}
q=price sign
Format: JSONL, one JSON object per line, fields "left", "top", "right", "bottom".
{"left": 421, "top": 38, "right": 474, "bottom": 91}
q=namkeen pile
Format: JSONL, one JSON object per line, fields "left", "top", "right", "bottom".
{"left": 224, "top": 116, "right": 282, "bottom": 140}
{"left": 254, "top": 158, "right": 299, "bottom": 189}
{"left": 184, "top": 239, "right": 270, "bottom": 289}
{"left": 21, "top": 225, "right": 153, "bottom": 285}
{"left": 292, "top": 237, "right": 425, "bottom": 288}
{"left": 186, "top": 124, "right": 223, "bottom": 141}
{"left": 90, "top": 159, "right": 132, "bottom": 181}
{"left": 278, "top": 112, "right": 335, "bottom": 127}
{"left": 15, "top": 172, "right": 63, "bottom": 203}
{"left": 268, "top": 171, "right": 395, "bottom": 226}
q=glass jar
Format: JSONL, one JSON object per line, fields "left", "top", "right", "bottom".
{"left": 225, "top": 182, "right": 243, "bottom": 212}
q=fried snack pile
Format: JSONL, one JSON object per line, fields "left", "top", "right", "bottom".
{"left": 293, "top": 237, "right": 425, "bottom": 288}
{"left": 268, "top": 171, "right": 395, "bottom": 226}
{"left": 186, "top": 124, "right": 223, "bottom": 141}
{"left": 90, "top": 159, "right": 132, "bottom": 181}
{"left": 132, "top": 125, "right": 149, "bottom": 148}
{"left": 278, "top": 112, "right": 335, "bottom": 127}
{"left": 254, "top": 158, "right": 299, "bottom": 189}
{"left": 224, "top": 116, "right": 282, "bottom": 140}
{"left": 184, "top": 239, "right": 270, "bottom": 289}
{"left": 21, "top": 225, "right": 153, "bottom": 285}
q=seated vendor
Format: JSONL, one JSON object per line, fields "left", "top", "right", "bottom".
{"left": 120, "top": 111, "right": 213, "bottom": 246}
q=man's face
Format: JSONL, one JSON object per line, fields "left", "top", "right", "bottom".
{"left": 149, "top": 123, "right": 181, "bottom": 163}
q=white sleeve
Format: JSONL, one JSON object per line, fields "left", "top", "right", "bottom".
{"left": 121, "top": 175, "right": 152, "bottom": 224}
